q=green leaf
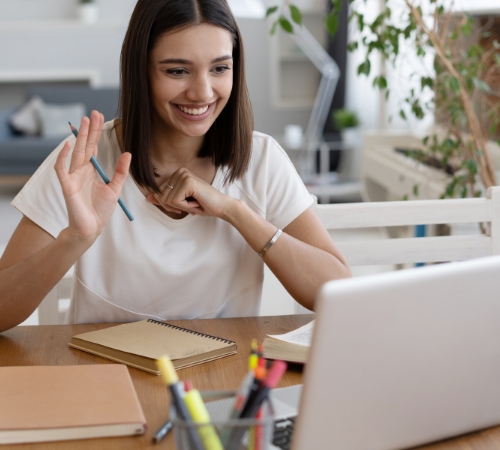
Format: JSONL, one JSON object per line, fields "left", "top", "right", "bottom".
{"left": 413, "top": 184, "right": 419, "bottom": 197}
{"left": 450, "top": 76, "right": 461, "bottom": 95}
{"left": 421, "top": 76, "right": 434, "bottom": 89}
{"left": 331, "top": 0, "right": 342, "bottom": 12}
{"left": 402, "top": 194, "right": 409, "bottom": 201}
{"left": 473, "top": 77, "right": 491, "bottom": 93}
{"left": 465, "top": 159, "right": 477, "bottom": 176}
{"left": 266, "top": 6, "right": 278, "bottom": 17}
{"left": 357, "top": 59, "right": 371, "bottom": 76}
{"left": 399, "top": 109, "right": 407, "bottom": 120}
{"left": 289, "top": 5, "right": 302, "bottom": 26}
{"left": 325, "top": 12, "right": 339, "bottom": 37}
{"left": 279, "top": 15, "right": 293, "bottom": 33}
{"left": 270, "top": 19, "right": 279, "bottom": 35}
{"left": 347, "top": 41, "right": 358, "bottom": 52}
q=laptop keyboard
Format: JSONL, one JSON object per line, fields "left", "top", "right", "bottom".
{"left": 273, "top": 417, "right": 296, "bottom": 450}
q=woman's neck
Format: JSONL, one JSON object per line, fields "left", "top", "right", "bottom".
{"left": 114, "top": 118, "right": 215, "bottom": 186}
{"left": 150, "top": 124, "right": 204, "bottom": 172}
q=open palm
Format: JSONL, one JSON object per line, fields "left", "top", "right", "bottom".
{"left": 54, "top": 111, "right": 131, "bottom": 242}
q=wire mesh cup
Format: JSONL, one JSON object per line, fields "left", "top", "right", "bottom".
{"left": 170, "top": 390, "right": 275, "bottom": 450}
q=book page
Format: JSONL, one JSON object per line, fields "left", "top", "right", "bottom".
{"left": 268, "top": 321, "right": 315, "bottom": 347}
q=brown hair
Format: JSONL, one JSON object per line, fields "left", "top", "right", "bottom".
{"left": 119, "top": 0, "right": 254, "bottom": 192}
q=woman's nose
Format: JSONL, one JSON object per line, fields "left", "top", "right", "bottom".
{"left": 185, "top": 73, "right": 213, "bottom": 103}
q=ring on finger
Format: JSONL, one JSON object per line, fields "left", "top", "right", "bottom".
{"left": 167, "top": 184, "right": 174, "bottom": 190}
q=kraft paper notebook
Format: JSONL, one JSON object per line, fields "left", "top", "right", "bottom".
{"left": 0, "top": 365, "right": 146, "bottom": 445}
{"left": 69, "top": 319, "right": 238, "bottom": 375}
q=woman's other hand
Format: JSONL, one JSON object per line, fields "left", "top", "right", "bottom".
{"left": 54, "top": 111, "right": 132, "bottom": 242}
{"left": 146, "top": 167, "right": 234, "bottom": 219}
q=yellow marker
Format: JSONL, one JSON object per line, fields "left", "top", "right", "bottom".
{"left": 184, "top": 380, "right": 223, "bottom": 450}
{"left": 249, "top": 339, "right": 259, "bottom": 370}
{"left": 156, "top": 356, "right": 179, "bottom": 386}
{"left": 156, "top": 357, "right": 205, "bottom": 450}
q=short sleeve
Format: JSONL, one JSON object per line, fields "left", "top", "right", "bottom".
{"left": 11, "top": 136, "right": 74, "bottom": 238}
{"left": 260, "top": 135, "right": 314, "bottom": 229}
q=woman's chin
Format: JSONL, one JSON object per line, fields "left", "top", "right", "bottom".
{"left": 176, "top": 122, "right": 214, "bottom": 138}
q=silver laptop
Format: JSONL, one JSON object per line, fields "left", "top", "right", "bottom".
{"left": 271, "top": 255, "right": 500, "bottom": 450}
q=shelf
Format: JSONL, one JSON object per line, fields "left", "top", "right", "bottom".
{"left": 0, "top": 19, "right": 127, "bottom": 34}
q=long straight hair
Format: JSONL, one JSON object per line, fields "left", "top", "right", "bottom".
{"left": 119, "top": 0, "right": 254, "bottom": 192}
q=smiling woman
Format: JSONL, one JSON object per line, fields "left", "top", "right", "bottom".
{"left": 120, "top": 0, "right": 253, "bottom": 192}
{"left": 0, "top": 0, "right": 351, "bottom": 332}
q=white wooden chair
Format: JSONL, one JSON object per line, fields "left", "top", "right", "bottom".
{"left": 294, "top": 186, "right": 500, "bottom": 313}
{"left": 39, "top": 187, "right": 500, "bottom": 323}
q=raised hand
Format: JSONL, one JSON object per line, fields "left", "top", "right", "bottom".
{"left": 54, "top": 111, "right": 132, "bottom": 242}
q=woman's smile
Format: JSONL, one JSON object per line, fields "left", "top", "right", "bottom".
{"left": 172, "top": 101, "right": 216, "bottom": 121}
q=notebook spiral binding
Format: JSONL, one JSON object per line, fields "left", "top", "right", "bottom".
{"left": 147, "top": 319, "right": 235, "bottom": 345}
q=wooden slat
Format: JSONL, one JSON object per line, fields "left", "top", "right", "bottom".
{"left": 315, "top": 197, "right": 492, "bottom": 229}
{"left": 337, "top": 235, "right": 491, "bottom": 265}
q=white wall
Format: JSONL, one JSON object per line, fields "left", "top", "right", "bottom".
{"left": 344, "top": 0, "right": 436, "bottom": 134}
{"left": 0, "top": 0, "right": 137, "bottom": 22}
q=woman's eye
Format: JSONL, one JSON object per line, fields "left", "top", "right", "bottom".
{"left": 213, "top": 65, "right": 230, "bottom": 74}
{"left": 166, "top": 69, "right": 187, "bottom": 76}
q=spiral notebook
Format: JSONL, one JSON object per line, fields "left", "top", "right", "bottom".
{"left": 69, "top": 319, "right": 237, "bottom": 375}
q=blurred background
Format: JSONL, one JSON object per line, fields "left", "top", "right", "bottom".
{"left": 0, "top": 0, "right": 498, "bottom": 323}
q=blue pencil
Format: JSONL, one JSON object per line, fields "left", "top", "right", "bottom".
{"left": 68, "top": 122, "right": 134, "bottom": 221}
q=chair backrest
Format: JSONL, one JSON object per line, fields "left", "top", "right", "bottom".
{"left": 314, "top": 186, "right": 500, "bottom": 266}
{"left": 294, "top": 186, "right": 500, "bottom": 314}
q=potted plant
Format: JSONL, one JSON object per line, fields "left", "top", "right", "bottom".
{"left": 266, "top": 1, "right": 500, "bottom": 199}
{"left": 332, "top": 108, "right": 361, "bottom": 148}
{"left": 78, "top": 0, "right": 99, "bottom": 24}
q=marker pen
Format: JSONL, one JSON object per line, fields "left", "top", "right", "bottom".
{"left": 184, "top": 380, "right": 223, "bottom": 450}
{"left": 155, "top": 356, "right": 205, "bottom": 450}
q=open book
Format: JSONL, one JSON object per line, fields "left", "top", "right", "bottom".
{"left": 263, "top": 321, "right": 314, "bottom": 364}
{"left": 69, "top": 319, "right": 237, "bottom": 375}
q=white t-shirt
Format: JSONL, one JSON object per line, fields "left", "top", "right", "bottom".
{"left": 12, "top": 121, "right": 313, "bottom": 324}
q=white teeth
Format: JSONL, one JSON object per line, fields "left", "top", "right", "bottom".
{"left": 177, "top": 105, "right": 209, "bottom": 115}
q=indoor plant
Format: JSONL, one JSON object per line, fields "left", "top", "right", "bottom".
{"left": 266, "top": 1, "right": 500, "bottom": 199}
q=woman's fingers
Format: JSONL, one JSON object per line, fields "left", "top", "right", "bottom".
{"left": 107, "top": 152, "right": 132, "bottom": 197}
{"left": 54, "top": 141, "right": 72, "bottom": 185}
{"left": 68, "top": 116, "right": 90, "bottom": 173}
{"left": 147, "top": 194, "right": 183, "bottom": 214}
{"left": 84, "top": 111, "right": 102, "bottom": 163}
{"left": 93, "top": 113, "right": 105, "bottom": 158}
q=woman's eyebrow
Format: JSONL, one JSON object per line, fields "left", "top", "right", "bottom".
{"left": 158, "top": 55, "right": 233, "bottom": 64}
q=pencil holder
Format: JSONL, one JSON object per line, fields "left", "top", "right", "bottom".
{"left": 170, "top": 390, "right": 275, "bottom": 450}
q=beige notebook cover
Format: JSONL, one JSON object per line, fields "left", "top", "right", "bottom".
{"left": 0, "top": 365, "right": 146, "bottom": 445}
{"left": 69, "top": 319, "right": 238, "bottom": 375}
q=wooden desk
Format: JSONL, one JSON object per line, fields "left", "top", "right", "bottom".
{"left": 0, "top": 315, "right": 309, "bottom": 449}
{"left": 2, "top": 315, "right": 500, "bottom": 450}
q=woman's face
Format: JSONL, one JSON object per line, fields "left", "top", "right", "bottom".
{"left": 149, "top": 24, "right": 234, "bottom": 139}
